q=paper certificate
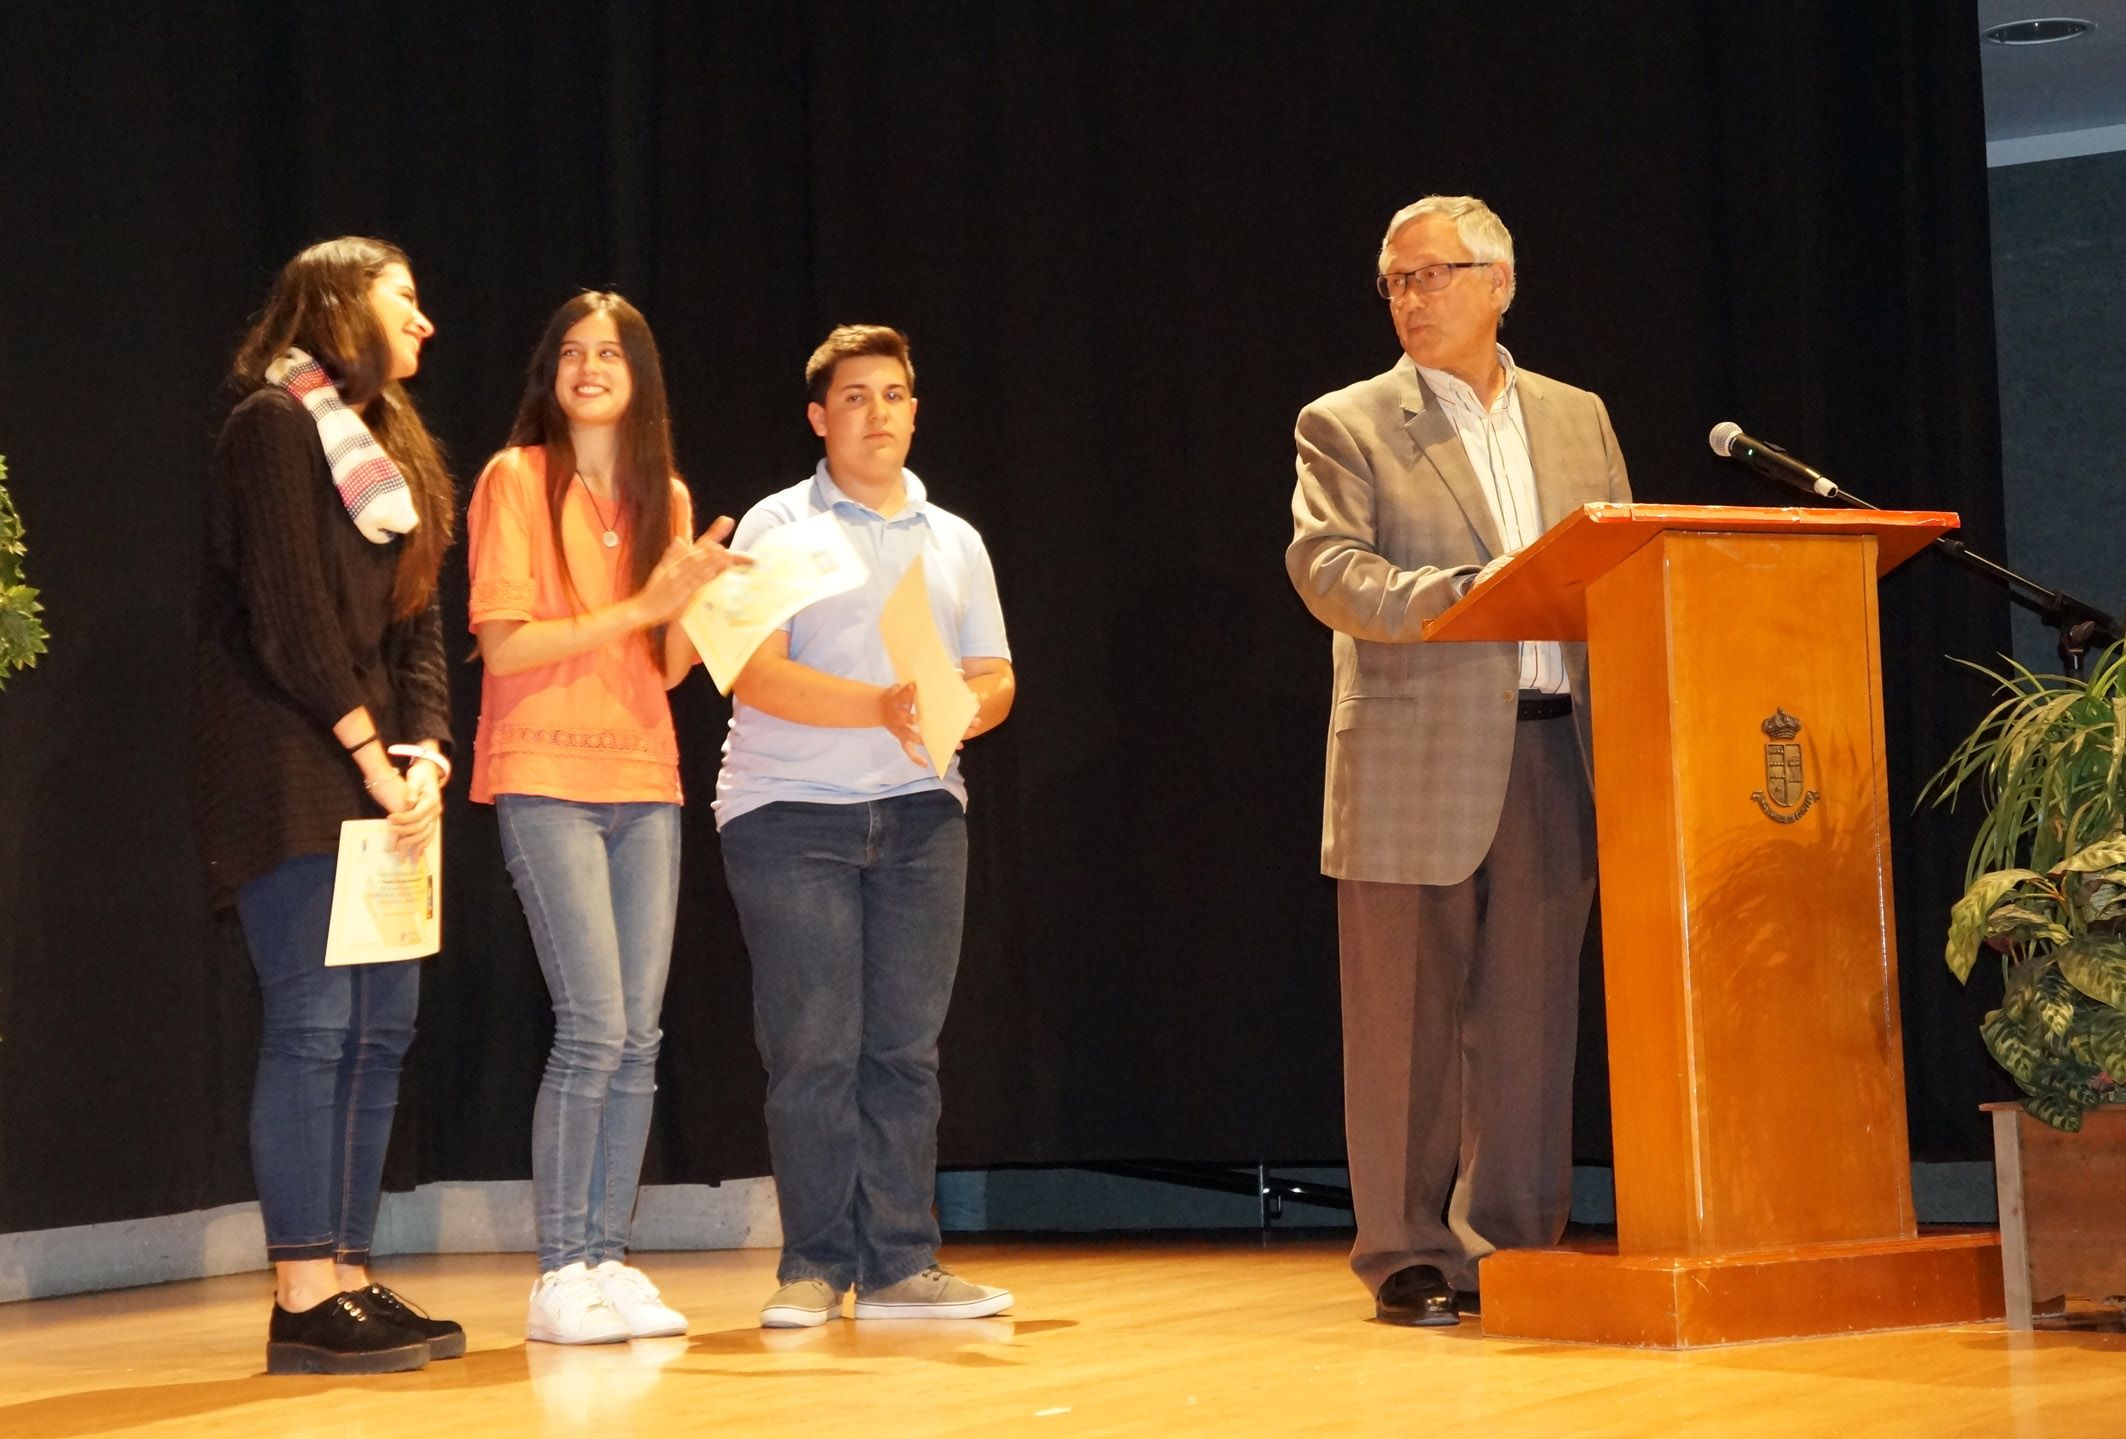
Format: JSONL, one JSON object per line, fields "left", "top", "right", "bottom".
{"left": 681, "top": 511, "right": 867, "bottom": 693}
{"left": 879, "top": 554, "right": 979, "bottom": 780}
{"left": 324, "top": 820, "right": 441, "bottom": 966}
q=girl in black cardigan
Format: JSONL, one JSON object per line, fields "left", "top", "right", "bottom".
{"left": 193, "top": 237, "right": 459, "bottom": 1374}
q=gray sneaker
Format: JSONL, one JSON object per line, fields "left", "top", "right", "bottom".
{"left": 853, "top": 1267, "right": 1013, "bottom": 1320}
{"left": 760, "top": 1278, "right": 842, "bottom": 1329}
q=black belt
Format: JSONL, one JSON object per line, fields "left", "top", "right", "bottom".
{"left": 1516, "top": 692, "right": 1573, "bottom": 721}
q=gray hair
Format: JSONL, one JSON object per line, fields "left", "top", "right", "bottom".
{"left": 1379, "top": 195, "right": 1517, "bottom": 312}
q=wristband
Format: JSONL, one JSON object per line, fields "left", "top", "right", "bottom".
{"left": 344, "top": 733, "right": 380, "bottom": 755}
{"left": 389, "top": 743, "right": 453, "bottom": 788}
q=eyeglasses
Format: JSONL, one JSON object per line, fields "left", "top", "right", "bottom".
{"left": 1375, "top": 262, "right": 1493, "bottom": 300}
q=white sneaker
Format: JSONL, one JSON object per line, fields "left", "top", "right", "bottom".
{"left": 760, "top": 1278, "right": 842, "bottom": 1328}
{"left": 528, "top": 1262, "right": 631, "bottom": 1345}
{"left": 591, "top": 1260, "right": 688, "bottom": 1338}
{"left": 853, "top": 1266, "right": 1013, "bottom": 1320}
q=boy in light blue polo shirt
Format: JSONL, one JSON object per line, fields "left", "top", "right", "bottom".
{"left": 715, "top": 325, "right": 1016, "bottom": 1328}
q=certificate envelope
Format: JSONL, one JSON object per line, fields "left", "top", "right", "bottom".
{"left": 324, "top": 820, "right": 441, "bottom": 966}
{"left": 681, "top": 511, "right": 867, "bottom": 694}
{"left": 878, "top": 554, "right": 979, "bottom": 780}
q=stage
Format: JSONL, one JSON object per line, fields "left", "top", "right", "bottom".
{"left": 4, "top": 1236, "right": 2123, "bottom": 1437}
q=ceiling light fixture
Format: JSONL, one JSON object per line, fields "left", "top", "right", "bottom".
{"left": 1983, "top": 17, "right": 2098, "bottom": 44}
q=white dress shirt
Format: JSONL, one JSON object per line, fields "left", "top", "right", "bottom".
{"left": 1415, "top": 345, "right": 1565, "bottom": 694}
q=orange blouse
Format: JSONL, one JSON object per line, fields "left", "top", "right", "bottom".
{"left": 466, "top": 446, "right": 694, "bottom": 805}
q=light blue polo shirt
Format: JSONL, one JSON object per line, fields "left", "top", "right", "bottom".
{"left": 712, "top": 463, "right": 1011, "bottom": 828}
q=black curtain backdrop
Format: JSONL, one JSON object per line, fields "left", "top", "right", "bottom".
{"left": 0, "top": 2, "right": 2015, "bottom": 1233}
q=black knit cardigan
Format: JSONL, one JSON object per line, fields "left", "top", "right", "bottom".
{"left": 191, "top": 386, "right": 452, "bottom": 908}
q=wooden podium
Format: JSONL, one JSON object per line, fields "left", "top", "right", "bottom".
{"left": 1423, "top": 504, "right": 2004, "bottom": 1347}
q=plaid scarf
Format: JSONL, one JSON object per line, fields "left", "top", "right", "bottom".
{"left": 264, "top": 348, "right": 420, "bottom": 543}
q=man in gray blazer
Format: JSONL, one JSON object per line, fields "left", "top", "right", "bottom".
{"left": 1286, "top": 195, "right": 1630, "bottom": 1326}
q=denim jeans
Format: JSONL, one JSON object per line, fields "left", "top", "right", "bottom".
{"left": 497, "top": 795, "right": 682, "bottom": 1273}
{"left": 719, "top": 790, "right": 968, "bottom": 1291}
{"left": 238, "top": 852, "right": 421, "bottom": 1266}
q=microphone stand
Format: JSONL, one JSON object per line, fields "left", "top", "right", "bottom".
{"left": 1742, "top": 459, "right": 2121, "bottom": 677}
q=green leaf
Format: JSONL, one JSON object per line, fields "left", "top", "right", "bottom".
{"left": 2002, "top": 966, "right": 2038, "bottom": 1019}
{"left": 2082, "top": 880, "right": 2126, "bottom": 924}
{"left": 2022, "top": 1089, "right": 2087, "bottom": 1133}
{"left": 2084, "top": 1010, "right": 2126, "bottom": 1083}
{"left": 1988, "top": 901, "right": 2061, "bottom": 927}
{"left": 2058, "top": 941, "right": 2126, "bottom": 1011}
{"left": 2059, "top": 835, "right": 2126, "bottom": 874}
{"left": 1986, "top": 903, "right": 2070, "bottom": 945}
{"left": 2110, "top": 698, "right": 2126, "bottom": 801}
{"left": 2034, "top": 965, "right": 2079, "bottom": 1042}
{"left": 0, "top": 593, "right": 49, "bottom": 675}
{"left": 0, "top": 464, "right": 47, "bottom": 686}
{"left": 1948, "top": 870, "right": 2046, "bottom": 982}
{"left": 1983, "top": 1008, "right": 2044, "bottom": 1085}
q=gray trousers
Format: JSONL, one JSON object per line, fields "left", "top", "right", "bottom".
{"left": 1337, "top": 712, "right": 1597, "bottom": 1295}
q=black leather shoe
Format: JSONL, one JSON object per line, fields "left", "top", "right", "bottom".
{"left": 1375, "top": 1265, "right": 1458, "bottom": 1327}
{"left": 1453, "top": 1288, "right": 1480, "bottom": 1316}
{"left": 356, "top": 1283, "right": 467, "bottom": 1360}
{"left": 266, "top": 1291, "right": 429, "bottom": 1374}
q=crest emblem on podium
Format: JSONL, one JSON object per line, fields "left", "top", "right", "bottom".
{"left": 1752, "top": 707, "right": 1819, "bottom": 823}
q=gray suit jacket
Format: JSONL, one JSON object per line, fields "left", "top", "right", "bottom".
{"left": 1286, "top": 356, "right": 1631, "bottom": 886}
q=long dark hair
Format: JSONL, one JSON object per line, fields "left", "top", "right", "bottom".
{"left": 506, "top": 291, "right": 679, "bottom": 658}
{"left": 232, "top": 237, "right": 454, "bottom": 620}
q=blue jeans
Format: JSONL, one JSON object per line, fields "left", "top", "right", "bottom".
{"left": 498, "top": 796, "right": 682, "bottom": 1273}
{"left": 238, "top": 853, "right": 421, "bottom": 1266}
{"left": 719, "top": 791, "right": 968, "bottom": 1292}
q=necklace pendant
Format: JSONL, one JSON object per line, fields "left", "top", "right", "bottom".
{"left": 602, "top": 530, "right": 620, "bottom": 549}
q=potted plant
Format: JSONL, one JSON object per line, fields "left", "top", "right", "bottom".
{"left": 1928, "top": 645, "right": 2126, "bottom": 1326}
{"left": 0, "top": 454, "right": 49, "bottom": 688}
{"left": 1931, "top": 646, "right": 2126, "bottom": 1127}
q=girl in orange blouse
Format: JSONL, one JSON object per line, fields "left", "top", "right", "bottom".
{"left": 467, "top": 293, "right": 741, "bottom": 1344}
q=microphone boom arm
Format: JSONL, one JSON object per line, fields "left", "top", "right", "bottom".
{"left": 1713, "top": 425, "right": 2122, "bottom": 671}
{"left": 1925, "top": 532, "right": 2120, "bottom": 659}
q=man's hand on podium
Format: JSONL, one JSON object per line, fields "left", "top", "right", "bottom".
{"left": 1461, "top": 550, "right": 1518, "bottom": 596}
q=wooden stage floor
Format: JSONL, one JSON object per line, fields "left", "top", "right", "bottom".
{"left": 5, "top": 1235, "right": 2125, "bottom": 1437}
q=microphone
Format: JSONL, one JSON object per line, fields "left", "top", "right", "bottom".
{"left": 1707, "top": 422, "right": 1842, "bottom": 500}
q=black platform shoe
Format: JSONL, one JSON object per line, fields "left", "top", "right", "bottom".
{"left": 354, "top": 1284, "right": 467, "bottom": 1360}
{"left": 266, "top": 1290, "right": 430, "bottom": 1375}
